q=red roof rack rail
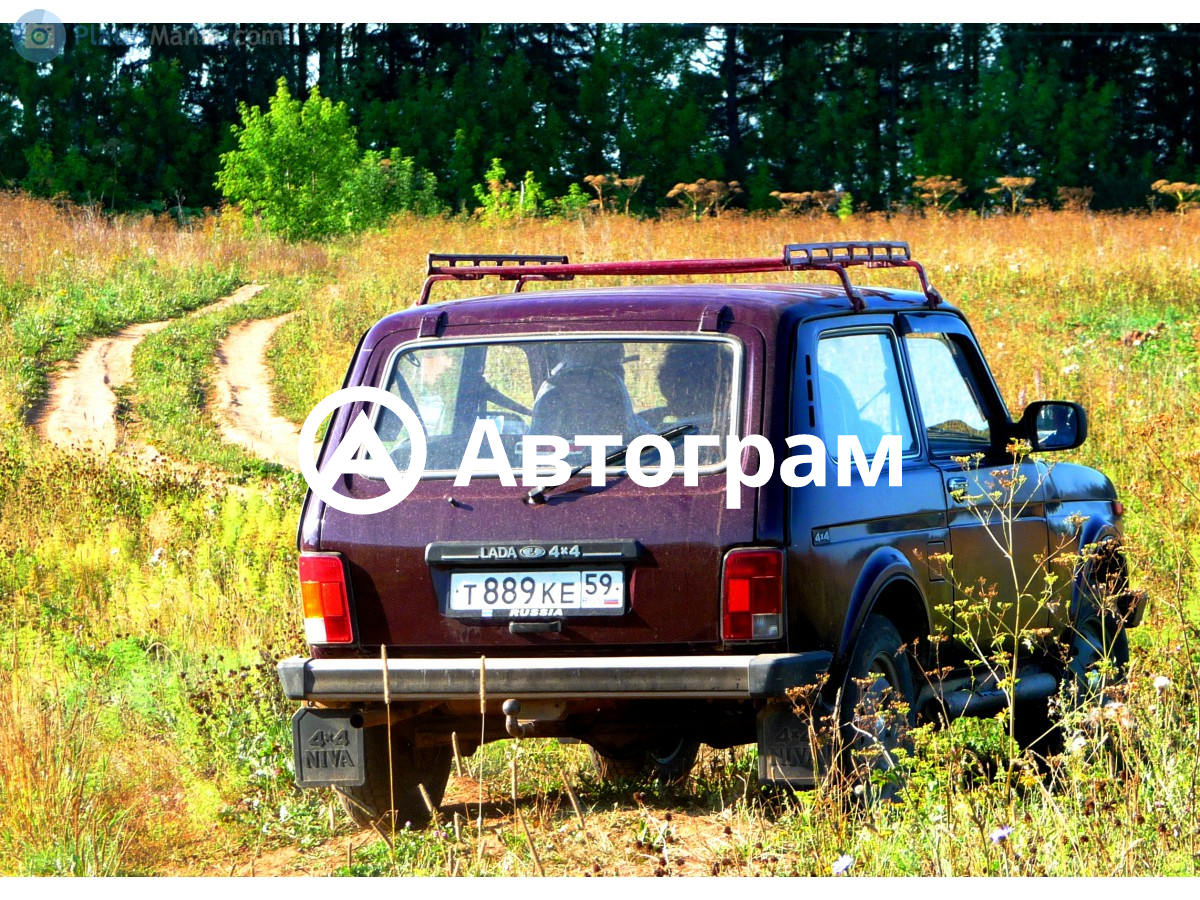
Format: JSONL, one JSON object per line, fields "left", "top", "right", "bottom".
{"left": 417, "top": 241, "right": 942, "bottom": 310}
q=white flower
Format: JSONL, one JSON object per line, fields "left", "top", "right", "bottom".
{"left": 1153, "top": 675, "right": 1171, "bottom": 691}
{"left": 1069, "top": 735, "right": 1088, "bottom": 754}
{"left": 1061, "top": 364, "right": 1080, "bottom": 375}
{"left": 148, "top": 547, "right": 165, "bottom": 565}
{"left": 989, "top": 825, "right": 1013, "bottom": 844}
{"left": 832, "top": 854, "right": 853, "bottom": 876}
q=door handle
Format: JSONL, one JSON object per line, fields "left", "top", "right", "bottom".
{"left": 947, "top": 476, "right": 969, "bottom": 499}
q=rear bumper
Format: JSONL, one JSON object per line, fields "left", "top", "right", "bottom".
{"left": 277, "top": 652, "right": 832, "bottom": 703}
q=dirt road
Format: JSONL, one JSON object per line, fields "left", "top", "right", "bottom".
{"left": 31, "top": 283, "right": 266, "bottom": 454}
{"left": 211, "top": 313, "right": 301, "bottom": 470}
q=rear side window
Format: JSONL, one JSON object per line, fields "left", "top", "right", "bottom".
{"left": 816, "top": 331, "right": 916, "bottom": 456}
{"left": 904, "top": 333, "right": 992, "bottom": 455}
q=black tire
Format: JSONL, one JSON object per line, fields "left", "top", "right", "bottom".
{"left": 838, "top": 615, "right": 916, "bottom": 801}
{"left": 1017, "top": 606, "right": 1130, "bottom": 758}
{"left": 1063, "top": 611, "right": 1130, "bottom": 700}
{"left": 336, "top": 726, "right": 452, "bottom": 832}
{"left": 588, "top": 737, "right": 701, "bottom": 785}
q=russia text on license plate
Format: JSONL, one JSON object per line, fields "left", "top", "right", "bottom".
{"left": 447, "top": 570, "right": 625, "bottom": 617}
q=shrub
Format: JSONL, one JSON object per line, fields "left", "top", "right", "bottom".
{"left": 666, "top": 179, "right": 743, "bottom": 220}
{"left": 472, "top": 159, "right": 544, "bottom": 223}
{"left": 1150, "top": 179, "right": 1200, "bottom": 214}
{"left": 216, "top": 79, "right": 441, "bottom": 240}
{"left": 1056, "top": 186, "right": 1095, "bottom": 212}
{"left": 347, "top": 151, "right": 444, "bottom": 228}
{"left": 583, "top": 173, "right": 645, "bottom": 215}
{"left": 912, "top": 175, "right": 967, "bottom": 214}
{"left": 986, "top": 176, "right": 1037, "bottom": 214}
{"left": 769, "top": 189, "right": 843, "bottom": 217}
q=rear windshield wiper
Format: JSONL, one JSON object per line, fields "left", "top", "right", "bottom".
{"left": 525, "top": 423, "right": 696, "bottom": 505}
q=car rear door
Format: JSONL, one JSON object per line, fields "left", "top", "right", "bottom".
{"left": 304, "top": 319, "right": 768, "bottom": 655}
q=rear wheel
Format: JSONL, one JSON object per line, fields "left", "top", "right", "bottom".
{"left": 838, "top": 615, "right": 915, "bottom": 801}
{"left": 336, "top": 725, "right": 452, "bottom": 832}
{"left": 588, "top": 737, "right": 700, "bottom": 785}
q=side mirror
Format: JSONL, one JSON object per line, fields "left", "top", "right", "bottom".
{"left": 1018, "top": 400, "right": 1088, "bottom": 452}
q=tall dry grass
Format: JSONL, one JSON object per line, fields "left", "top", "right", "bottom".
{"left": 2, "top": 195, "right": 1199, "bottom": 874}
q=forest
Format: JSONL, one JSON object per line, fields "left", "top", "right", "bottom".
{"left": 4, "top": 23, "right": 1200, "bottom": 216}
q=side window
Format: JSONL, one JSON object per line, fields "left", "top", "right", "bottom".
{"left": 816, "top": 331, "right": 916, "bottom": 456}
{"left": 904, "top": 332, "right": 992, "bottom": 455}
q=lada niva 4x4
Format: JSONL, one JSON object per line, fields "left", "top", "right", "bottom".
{"left": 278, "top": 241, "right": 1146, "bottom": 828}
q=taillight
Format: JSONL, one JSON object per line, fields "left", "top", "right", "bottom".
{"left": 299, "top": 553, "right": 353, "bottom": 645}
{"left": 722, "top": 548, "right": 784, "bottom": 641}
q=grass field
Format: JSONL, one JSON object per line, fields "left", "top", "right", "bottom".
{"left": 1, "top": 194, "right": 1199, "bottom": 875}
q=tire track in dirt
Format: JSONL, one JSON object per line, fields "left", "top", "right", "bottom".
{"left": 30, "top": 283, "right": 266, "bottom": 454}
{"left": 211, "top": 313, "right": 302, "bottom": 470}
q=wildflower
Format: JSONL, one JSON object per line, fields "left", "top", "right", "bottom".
{"left": 832, "top": 854, "right": 853, "bottom": 876}
{"left": 1062, "top": 363, "right": 1080, "bottom": 375}
{"left": 1153, "top": 675, "right": 1170, "bottom": 691}
{"left": 1069, "top": 735, "right": 1088, "bottom": 754}
{"left": 989, "top": 825, "right": 1013, "bottom": 844}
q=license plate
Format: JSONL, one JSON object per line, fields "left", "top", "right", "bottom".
{"left": 447, "top": 569, "right": 625, "bottom": 617}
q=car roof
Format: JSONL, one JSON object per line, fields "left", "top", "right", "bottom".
{"left": 365, "top": 282, "right": 963, "bottom": 344}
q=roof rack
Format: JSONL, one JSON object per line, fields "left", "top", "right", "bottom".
{"left": 417, "top": 241, "right": 942, "bottom": 310}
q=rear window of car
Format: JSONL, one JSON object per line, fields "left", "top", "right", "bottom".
{"left": 376, "top": 336, "right": 740, "bottom": 475}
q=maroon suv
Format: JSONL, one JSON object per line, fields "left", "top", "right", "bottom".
{"left": 278, "top": 241, "right": 1144, "bottom": 828}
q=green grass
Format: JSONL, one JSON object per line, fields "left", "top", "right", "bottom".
{"left": 0, "top": 260, "right": 244, "bottom": 430}
{"left": 2, "top": 204, "right": 1200, "bottom": 874}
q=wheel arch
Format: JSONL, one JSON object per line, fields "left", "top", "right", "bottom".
{"left": 836, "top": 546, "right": 932, "bottom": 673}
{"left": 1070, "top": 517, "right": 1126, "bottom": 623}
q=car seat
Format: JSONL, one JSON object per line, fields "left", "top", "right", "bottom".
{"left": 530, "top": 366, "right": 639, "bottom": 439}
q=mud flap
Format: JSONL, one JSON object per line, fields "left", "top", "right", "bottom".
{"left": 292, "top": 708, "right": 365, "bottom": 789}
{"left": 756, "top": 700, "right": 820, "bottom": 787}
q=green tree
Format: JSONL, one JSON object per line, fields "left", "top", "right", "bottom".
{"left": 216, "top": 78, "right": 362, "bottom": 240}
